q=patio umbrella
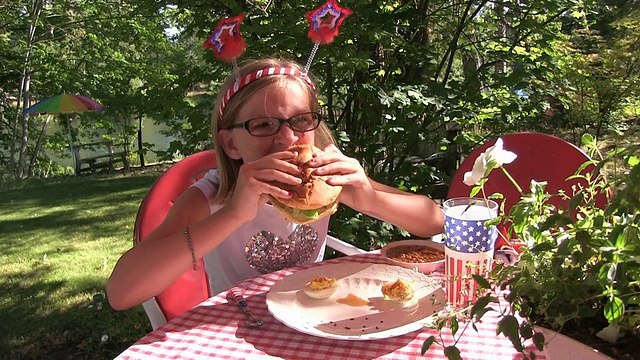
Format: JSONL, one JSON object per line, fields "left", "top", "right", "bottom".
{"left": 24, "top": 93, "right": 104, "bottom": 116}
{"left": 24, "top": 94, "right": 104, "bottom": 171}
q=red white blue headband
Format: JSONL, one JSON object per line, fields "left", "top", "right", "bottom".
{"left": 217, "top": 66, "right": 317, "bottom": 118}
{"left": 203, "top": 0, "right": 352, "bottom": 119}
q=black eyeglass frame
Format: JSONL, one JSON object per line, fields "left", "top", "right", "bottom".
{"left": 224, "top": 111, "right": 323, "bottom": 137}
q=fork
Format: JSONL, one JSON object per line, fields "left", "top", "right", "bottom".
{"left": 229, "top": 288, "right": 264, "bottom": 327}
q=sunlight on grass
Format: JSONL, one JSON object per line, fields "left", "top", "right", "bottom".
{"left": 0, "top": 171, "right": 163, "bottom": 359}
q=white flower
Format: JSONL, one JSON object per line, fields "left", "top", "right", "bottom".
{"left": 463, "top": 138, "right": 518, "bottom": 186}
{"left": 596, "top": 323, "right": 621, "bottom": 343}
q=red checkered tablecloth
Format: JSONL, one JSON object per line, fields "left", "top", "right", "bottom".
{"left": 115, "top": 253, "right": 546, "bottom": 359}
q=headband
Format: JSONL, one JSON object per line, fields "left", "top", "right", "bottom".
{"left": 203, "top": 0, "right": 352, "bottom": 119}
{"left": 218, "top": 66, "right": 317, "bottom": 118}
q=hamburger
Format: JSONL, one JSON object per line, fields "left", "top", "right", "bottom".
{"left": 270, "top": 144, "right": 342, "bottom": 224}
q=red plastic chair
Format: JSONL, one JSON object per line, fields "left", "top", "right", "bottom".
{"left": 447, "top": 132, "right": 607, "bottom": 248}
{"left": 134, "top": 150, "right": 216, "bottom": 328}
{"left": 134, "top": 150, "right": 366, "bottom": 329}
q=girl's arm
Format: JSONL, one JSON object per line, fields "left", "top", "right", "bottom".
{"left": 107, "top": 151, "right": 303, "bottom": 310}
{"left": 106, "top": 187, "right": 247, "bottom": 311}
{"left": 309, "top": 145, "right": 444, "bottom": 237}
{"left": 350, "top": 178, "right": 444, "bottom": 237}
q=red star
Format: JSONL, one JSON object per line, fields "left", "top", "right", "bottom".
{"left": 305, "top": 0, "right": 353, "bottom": 44}
{"left": 203, "top": 13, "right": 246, "bottom": 62}
{"left": 318, "top": 11, "right": 338, "bottom": 28}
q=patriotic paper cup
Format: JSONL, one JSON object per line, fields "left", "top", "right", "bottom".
{"left": 443, "top": 197, "right": 498, "bottom": 307}
{"left": 443, "top": 197, "right": 498, "bottom": 253}
{"left": 444, "top": 247, "right": 494, "bottom": 307}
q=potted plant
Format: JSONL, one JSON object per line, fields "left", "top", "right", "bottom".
{"left": 423, "top": 134, "right": 640, "bottom": 359}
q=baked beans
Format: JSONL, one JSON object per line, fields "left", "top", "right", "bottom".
{"left": 386, "top": 245, "right": 445, "bottom": 263}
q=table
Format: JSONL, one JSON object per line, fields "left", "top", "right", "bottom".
{"left": 115, "top": 253, "right": 546, "bottom": 359}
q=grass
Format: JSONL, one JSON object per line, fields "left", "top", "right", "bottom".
{"left": 0, "top": 169, "right": 165, "bottom": 359}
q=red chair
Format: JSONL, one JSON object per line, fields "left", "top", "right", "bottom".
{"left": 135, "top": 150, "right": 366, "bottom": 329}
{"left": 134, "top": 150, "right": 216, "bottom": 329}
{"left": 447, "top": 132, "right": 607, "bottom": 248}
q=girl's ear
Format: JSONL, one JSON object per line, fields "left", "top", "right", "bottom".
{"left": 217, "top": 130, "right": 242, "bottom": 160}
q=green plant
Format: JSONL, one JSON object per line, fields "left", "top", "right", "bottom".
{"left": 423, "top": 134, "right": 640, "bottom": 359}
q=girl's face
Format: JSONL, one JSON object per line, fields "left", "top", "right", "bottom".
{"left": 218, "top": 80, "right": 315, "bottom": 163}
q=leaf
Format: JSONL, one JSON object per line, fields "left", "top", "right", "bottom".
{"left": 532, "top": 332, "right": 546, "bottom": 351}
{"left": 472, "top": 274, "right": 490, "bottom": 289}
{"left": 471, "top": 295, "right": 491, "bottom": 318}
{"left": 421, "top": 336, "right": 437, "bottom": 355}
{"left": 603, "top": 297, "right": 624, "bottom": 322}
{"left": 443, "top": 346, "right": 462, "bottom": 360}
{"left": 520, "top": 322, "right": 533, "bottom": 339}
{"left": 569, "top": 192, "right": 584, "bottom": 210}
{"left": 498, "top": 315, "right": 524, "bottom": 351}
{"left": 450, "top": 315, "right": 459, "bottom": 336}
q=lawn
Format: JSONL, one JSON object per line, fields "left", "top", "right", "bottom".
{"left": 0, "top": 169, "right": 164, "bottom": 359}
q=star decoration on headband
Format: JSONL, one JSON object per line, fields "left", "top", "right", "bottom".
{"left": 302, "top": 0, "right": 352, "bottom": 74}
{"left": 203, "top": 13, "right": 246, "bottom": 62}
{"left": 305, "top": 0, "right": 353, "bottom": 44}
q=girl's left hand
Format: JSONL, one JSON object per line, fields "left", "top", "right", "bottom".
{"left": 306, "top": 144, "right": 377, "bottom": 213}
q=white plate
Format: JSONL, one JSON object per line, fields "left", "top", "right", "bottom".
{"left": 534, "top": 327, "right": 613, "bottom": 360}
{"left": 266, "top": 263, "right": 445, "bottom": 340}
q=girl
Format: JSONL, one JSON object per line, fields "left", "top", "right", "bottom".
{"left": 106, "top": 57, "right": 444, "bottom": 311}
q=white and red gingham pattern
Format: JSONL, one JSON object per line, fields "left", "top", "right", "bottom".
{"left": 218, "top": 66, "right": 317, "bottom": 118}
{"left": 115, "top": 253, "right": 547, "bottom": 360}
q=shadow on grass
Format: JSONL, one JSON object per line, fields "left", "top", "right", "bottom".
{"left": 0, "top": 172, "right": 161, "bottom": 359}
{"left": 0, "top": 268, "right": 151, "bottom": 359}
{"left": 0, "top": 174, "right": 160, "bottom": 257}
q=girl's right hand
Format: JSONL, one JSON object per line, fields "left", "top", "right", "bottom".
{"left": 224, "top": 150, "right": 302, "bottom": 222}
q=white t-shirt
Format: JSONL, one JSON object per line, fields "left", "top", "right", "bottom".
{"left": 192, "top": 169, "right": 328, "bottom": 294}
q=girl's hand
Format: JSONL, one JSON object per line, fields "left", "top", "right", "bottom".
{"left": 224, "top": 150, "right": 302, "bottom": 222}
{"left": 306, "top": 144, "right": 378, "bottom": 213}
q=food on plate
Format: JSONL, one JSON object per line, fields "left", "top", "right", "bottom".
{"left": 303, "top": 276, "right": 339, "bottom": 299}
{"left": 381, "top": 279, "right": 414, "bottom": 302}
{"left": 336, "top": 293, "right": 371, "bottom": 307}
{"left": 269, "top": 144, "right": 343, "bottom": 224}
{"left": 385, "top": 245, "right": 445, "bottom": 263}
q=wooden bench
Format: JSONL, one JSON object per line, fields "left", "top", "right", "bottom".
{"left": 73, "top": 140, "right": 129, "bottom": 175}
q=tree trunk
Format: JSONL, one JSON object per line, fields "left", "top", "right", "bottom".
{"left": 28, "top": 114, "right": 51, "bottom": 177}
{"left": 138, "top": 114, "right": 145, "bottom": 167}
{"left": 18, "top": 74, "right": 31, "bottom": 179}
{"left": 13, "top": 0, "right": 43, "bottom": 179}
{"left": 494, "top": 4, "right": 507, "bottom": 75}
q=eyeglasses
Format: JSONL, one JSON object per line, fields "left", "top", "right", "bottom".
{"left": 225, "top": 112, "right": 322, "bottom": 137}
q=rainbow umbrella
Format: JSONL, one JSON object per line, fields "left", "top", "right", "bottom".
{"left": 24, "top": 94, "right": 104, "bottom": 173}
{"left": 24, "top": 93, "right": 104, "bottom": 116}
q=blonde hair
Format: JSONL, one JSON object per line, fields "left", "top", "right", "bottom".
{"left": 211, "top": 58, "right": 336, "bottom": 204}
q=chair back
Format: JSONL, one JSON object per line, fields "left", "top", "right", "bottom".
{"left": 447, "top": 132, "right": 607, "bottom": 242}
{"left": 134, "top": 150, "right": 216, "bottom": 321}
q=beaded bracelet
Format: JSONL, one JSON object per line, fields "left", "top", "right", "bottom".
{"left": 183, "top": 226, "right": 197, "bottom": 270}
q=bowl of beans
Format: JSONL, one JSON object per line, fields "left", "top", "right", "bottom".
{"left": 380, "top": 239, "right": 445, "bottom": 274}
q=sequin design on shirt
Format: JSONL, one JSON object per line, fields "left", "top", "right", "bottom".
{"left": 244, "top": 225, "right": 318, "bottom": 274}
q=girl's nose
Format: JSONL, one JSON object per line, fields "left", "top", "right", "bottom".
{"left": 274, "top": 121, "right": 299, "bottom": 144}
